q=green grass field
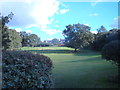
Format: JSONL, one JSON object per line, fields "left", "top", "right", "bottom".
{"left": 20, "top": 47, "right": 118, "bottom": 88}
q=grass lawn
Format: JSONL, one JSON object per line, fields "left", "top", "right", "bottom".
{"left": 20, "top": 47, "right": 118, "bottom": 88}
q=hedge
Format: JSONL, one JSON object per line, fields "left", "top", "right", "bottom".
{"left": 2, "top": 50, "right": 53, "bottom": 89}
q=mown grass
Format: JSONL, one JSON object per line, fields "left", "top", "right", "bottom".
{"left": 20, "top": 47, "right": 118, "bottom": 88}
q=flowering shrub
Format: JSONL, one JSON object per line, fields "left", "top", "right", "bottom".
{"left": 2, "top": 50, "right": 53, "bottom": 89}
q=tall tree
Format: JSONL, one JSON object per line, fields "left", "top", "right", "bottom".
{"left": 1, "top": 26, "right": 22, "bottom": 50}
{"left": 0, "top": 12, "right": 14, "bottom": 29}
{"left": 0, "top": 12, "right": 22, "bottom": 50}
{"left": 63, "top": 23, "right": 94, "bottom": 52}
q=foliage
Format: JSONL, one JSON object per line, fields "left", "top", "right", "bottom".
{"left": 92, "top": 28, "right": 120, "bottom": 51}
{"left": 101, "top": 40, "right": 120, "bottom": 83}
{"left": 35, "top": 42, "right": 52, "bottom": 47}
{"left": 2, "top": 50, "right": 53, "bottom": 89}
{"left": 20, "top": 31, "right": 41, "bottom": 47}
{"left": 97, "top": 25, "right": 107, "bottom": 34}
{"left": 0, "top": 12, "right": 14, "bottom": 29}
{"left": 63, "top": 23, "right": 94, "bottom": 51}
{"left": 101, "top": 40, "right": 120, "bottom": 64}
{"left": 50, "top": 38, "right": 60, "bottom": 45}
{"left": 1, "top": 26, "right": 22, "bottom": 50}
{"left": 0, "top": 12, "right": 22, "bottom": 50}
{"left": 92, "top": 32, "right": 108, "bottom": 51}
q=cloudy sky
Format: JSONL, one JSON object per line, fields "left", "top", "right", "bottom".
{"left": 0, "top": 0, "right": 119, "bottom": 41}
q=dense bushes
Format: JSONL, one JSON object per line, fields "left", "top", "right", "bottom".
{"left": 101, "top": 40, "right": 120, "bottom": 83}
{"left": 2, "top": 50, "right": 53, "bottom": 89}
{"left": 101, "top": 40, "right": 120, "bottom": 64}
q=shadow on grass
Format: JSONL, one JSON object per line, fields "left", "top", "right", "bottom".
{"left": 66, "top": 56, "right": 102, "bottom": 63}
{"left": 74, "top": 51, "right": 101, "bottom": 56}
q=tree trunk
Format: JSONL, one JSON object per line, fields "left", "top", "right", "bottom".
{"left": 74, "top": 48, "right": 77, "bottom": 52}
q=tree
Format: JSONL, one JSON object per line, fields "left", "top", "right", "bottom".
{"left": 63, "top": 23, "right": 94, "bottom": 52}
{"left": 101, "top": 40, "right": 120, "bottom": 83}
{"left": 29, "top": 34, "right": 41, "bottom": 46}
{"left": 92, "top": 32, "right": 108, "bottom": 51}
{"left": 92, "top": 28, "right": 120, "bottom": 51}
{"left": 51, "top": 38, "right": 60, "bottom": 45}
{"left": 106, "top": 29, "right": 120, "bottom": 42}
{"left": 20, "top": 31, "right": 41, "bottom": 47}
{"left": 1, "top": 26, "right": 22, "bottom": 50}
{"left": 92, "top": 26, "right": 108, "bottom": 51}
{"left": 97, "top": 25, "right": 107, "bottom": 34}
{"left": 0, "top": 13, "right": 22, "bottom": 50}
{"left": 0, "top": 12, "right": 14, "bottom": 29}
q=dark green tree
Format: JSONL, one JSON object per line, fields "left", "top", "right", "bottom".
{"left": 63, "top": 23, "right": 94, "bottom": 52}
{"left": 1, "top": 26, "right": 22, "bottom": 50}
{"left": 0, "top": 13, "right": 22, "bottom": 50}
{"left": 29, "top": 34, "right": 41, "bottom": 46}
{"left": 92, "top": 26, "right": 108, "bottom": 51}
{"left": 92, "top": 28, "right": 120, "bottom": 51}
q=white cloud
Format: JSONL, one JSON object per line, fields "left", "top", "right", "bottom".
{"left": 25, "top": 24, "right": 39, "bottom": 28}
{"left": 84, "top": 24, "right": 89, "bottom": 26}
{"left": 50, "top": 18, "right": 54, "bottom": 22}
{"left": 26, "top": 30, "right": 32, "bottom": 33}
{"left": 89, "top": 13, "right": 99, "bottom": 16}
{"left": 59, "top": 9, "right": 69, "bottom": 14}
{"left": 15, "top": 28, "right": 22, "bottom": 32}
{"left": 110, "top": 16, "right": 120, "bottom": 28}
{"left": 25, "top": 0, "right": 32, "bottom": 3}
{"left": 30, "top": 0, "right": 67, "bottom": 35}
{"left": 91, "top": 31, "right": 97, "bottom": 34}
{"left": 1, "top": 0, "right": 69, "bottom": 35}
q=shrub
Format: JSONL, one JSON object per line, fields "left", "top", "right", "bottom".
{"left": 2, "top": 50, "right": 53, "bottom": 89}
{"left": 101, "top": 40, "right": 120, "bottom": 64}
{"left": 101, "top": 40, "right": 120, "bottom": 83}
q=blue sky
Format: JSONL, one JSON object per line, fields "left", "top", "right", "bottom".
{"left": 0, "top": 0, "right": 119, "bottom": 41}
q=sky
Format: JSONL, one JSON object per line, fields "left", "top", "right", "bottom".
{"left": 0, "top": 0, "right": 119, "bottom": 41}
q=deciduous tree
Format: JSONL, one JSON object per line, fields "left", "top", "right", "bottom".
{"left": 63, "top": 23, "right": 94, "bottom": 52}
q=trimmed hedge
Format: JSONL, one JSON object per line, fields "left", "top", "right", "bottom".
{"left": 2, "top": 50, "right": 53, "bottom": 89}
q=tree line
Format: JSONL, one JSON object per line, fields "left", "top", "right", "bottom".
{"left": 0, "top": 13, "right": 41, "bottom": 50}
{"left": 63, "top": 23, "right": 119, "bottom": 52}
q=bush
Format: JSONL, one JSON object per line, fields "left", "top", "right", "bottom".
{"left": 101, "top": 40, "right": 120, "bottom": 64}
{"left": 2, "top": 50, "right": 53, "bottom": 89}
{"left": 101, "top": 40, "right": 120, "bottom": 83}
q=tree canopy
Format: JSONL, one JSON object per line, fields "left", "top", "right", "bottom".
{"left": 63, "top": 23, "right": 94, "bottom": 52}
{"left": 19, "top": 31, "right": 41, "bottom": 47}
{"left": 0, "top": 13, "right": 22, "bottom": 50}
